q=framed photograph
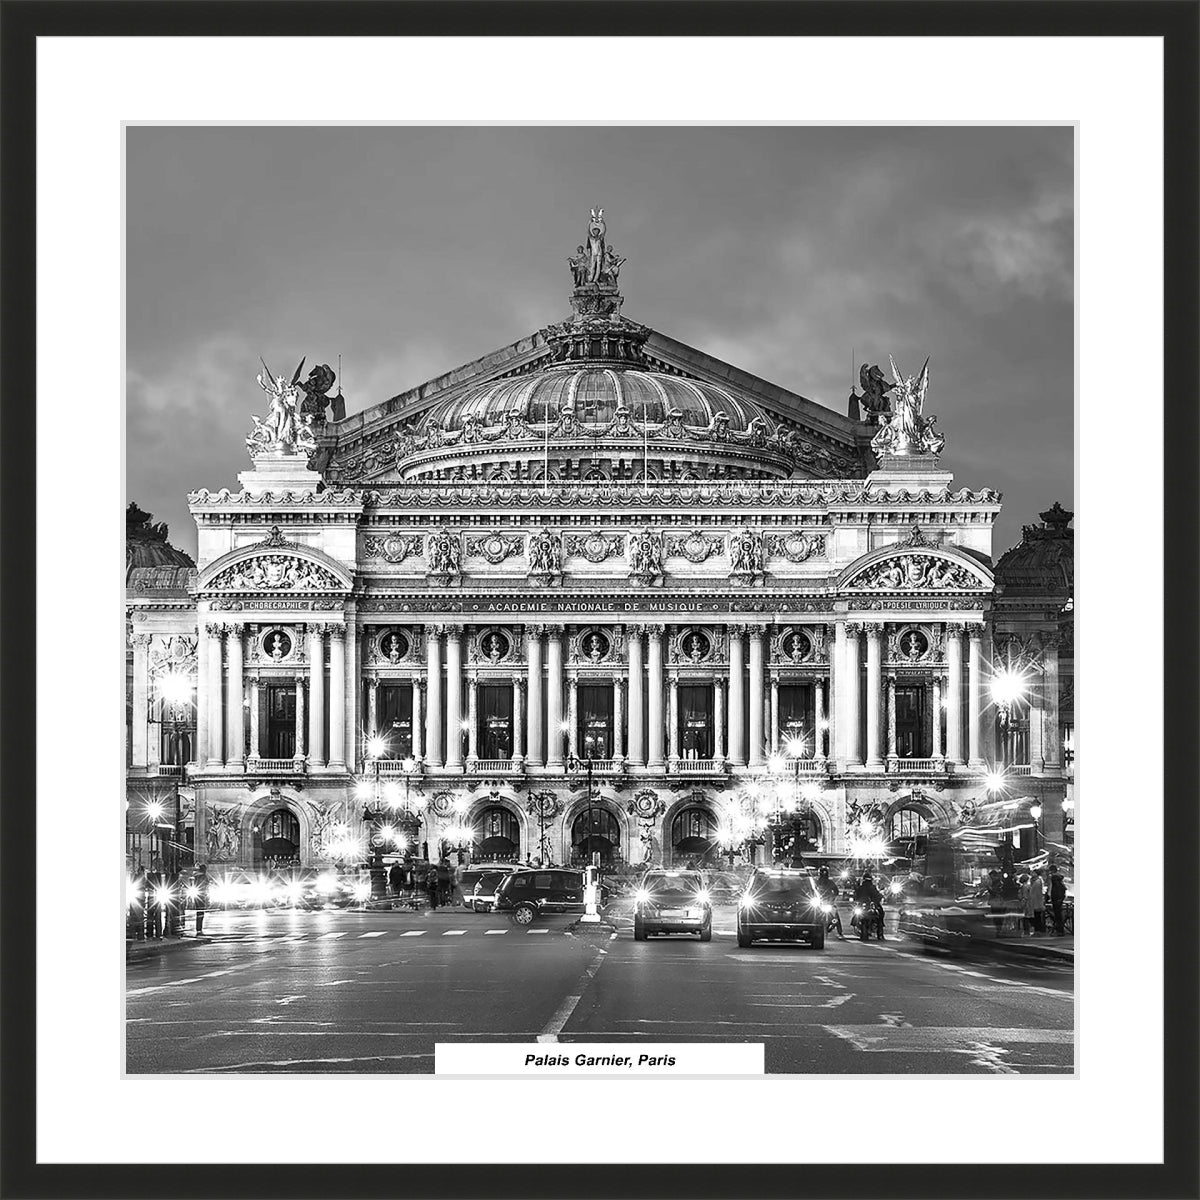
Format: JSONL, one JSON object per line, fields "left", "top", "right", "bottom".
{"left": 3, "top": 3, "right": 1195, "bottom": 1196}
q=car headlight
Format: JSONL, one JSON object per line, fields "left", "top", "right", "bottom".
{"left": 819, "top": 902, "right": 832, "bottom": 913}
{"left": 853, "top": 905, "right": 864, "bottom": 916}
{"left": 889, "top": 881, "right": 903, "bottom": 895}
{"left": 695, "top": 889, "right": 711, "bottom": 906}
{"left": 739, "top": 892, "right": 756, "bottom": 909}
{"left": 635, "top": 889, "right": 650, "bottom": 905}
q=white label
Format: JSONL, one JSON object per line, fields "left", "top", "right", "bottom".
{"left": 435, "top": 1042, "right": 764, "bottom": 1076}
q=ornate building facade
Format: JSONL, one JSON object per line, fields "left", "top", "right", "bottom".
{"left": 126, "top": 213, "right": 1071, "bottom": 875}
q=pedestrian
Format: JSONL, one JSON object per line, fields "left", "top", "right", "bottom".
{"left": 129, "top": 860, "right": 147, "bottom": 940}
{"left": 388, "top": 860, "right": 404, "bottom": 903}
{"left": 1048, "top": 866, "right": 1067, "bottom": 936}
{"left": 854, "top": 870, "right": 885, "bottom": 939}
{"left": 425, "top": 866, "right": 439, "bottom": 911}
{"left": 1018, "top": 873, "right": 1032, "bottom": 936}
{"left": 437, "top": 859, "right": 452, "bottom": 907}
{"left": 1028, "top": 869, "right": 1046, "bottom": 934}
{"left": 144, "top": 857, "right": 165, "bottom": 939}
{"left": 192, "top": 864, "right": 209, "bottom": 936}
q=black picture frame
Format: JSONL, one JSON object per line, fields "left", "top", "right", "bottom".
{"left": 2, "top": 3, "right": 1196, "bottom": 1197}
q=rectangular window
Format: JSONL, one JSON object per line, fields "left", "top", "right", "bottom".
{"left": 895, "top": 686, "right": 928, "bottom": 757}
{"left": 678, "top": 684, "right": 714, "bottom": 759}
{"left": 379, "top": 684, "right": 414, "bottom": 757}
{"left": 266, "top": 684, "right": 296, "bottom": 758}
{"left": 779, "top": 684, "right": 813, "bottom": 755}
{"left": 580, "top": 684, "right": 613, "bottom": 758}
{"left": 479, "top": 684, "right": 514, "bottom": 759}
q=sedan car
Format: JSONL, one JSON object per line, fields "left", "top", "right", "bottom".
{"left": 460, "top": 867, "right": 518, "bottom": 913}
{"left": 633, "top": 870, "right": 712, "bottom": 941}
{"left": 737, "top": 867, "right": 826, "bottom": 949}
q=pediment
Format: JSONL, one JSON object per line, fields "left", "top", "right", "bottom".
{"left": 198, "top": 527, "right": 353, "bottom": 593}
{"left": 839, "top": 544, "right": 993, "bottom": 592}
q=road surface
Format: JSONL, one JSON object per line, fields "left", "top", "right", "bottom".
{"left": 126, "top": 904, "right": 1074, "bottom": 1074}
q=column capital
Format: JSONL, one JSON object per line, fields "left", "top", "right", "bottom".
{"left": 205, "top": 624, "right": 224, "bottom": 641}
{"left": 545, "top": 623, "right": 567, "bottom": 636}
{"left": 862, "top": 621, "right": 885, "bottom": 636}
{"left": 366, "top": 678, "right": 379, "bottom": 693}
{"left": 746, "top": 622, "right": 768, "bottom": 638}
{"left": 944, "top": 621, "right": 966, "bottom": 635}
{"left": 513, "top": 674, "right": 527, "bottom": 691}
{"left": 468, "top": 676, "right": 478, "bottom": 693}
{"left": 967, "top": 624, "right": 984, "bottom": 642}
{"left": 131, "top": 632, "right": 153, "bottom": 648}
{"left": 645, "top": 623, "right": 666, "bottom": 639}
{"left": 327, "top": 624, "right": 346, "bottom": 643}
{"left": 525, "top": 624, "right": 549, "bottom": 639}
{"left": 845, "top": 621, "right": 865, "bottom": 636}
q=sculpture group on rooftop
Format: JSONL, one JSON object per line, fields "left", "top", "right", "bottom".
{"left": 247, "top": 357, "right": 331, "bottom": 458}
{"left": 869, "top": 357, "right": 946, "bottom": 458}
{"left": 568, "top": 208, "right": 626, "bottom": 293}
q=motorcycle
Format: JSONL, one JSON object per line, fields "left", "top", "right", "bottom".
{"left": 851, "top": 902, "right": 883, "bottom": 941}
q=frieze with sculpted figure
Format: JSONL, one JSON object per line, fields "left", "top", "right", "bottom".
{"left": 465, "top": 533, "right": 525, "bottom": 566}
{"left": 363, "top": 533, "right": 424, "bottom": 564}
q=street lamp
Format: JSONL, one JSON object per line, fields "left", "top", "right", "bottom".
{"left": 1029, "top": 802, "right": 1043, "bottom": 858}
{"left": 567, "top": 745, "right": 599, "bottom": 867}
{"left": 989, "top": 668, "right": 1028, "bottom": 768}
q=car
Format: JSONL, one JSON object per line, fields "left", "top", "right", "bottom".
{"left": 737, "top": 867, "right": 826, "bottom": 949}
{"left": 460, "top": 865, "right": 522, "bottom": 912}
{"left": 633, "top": 870, "right": 712, "bottom": 941}
{"left": 493, "top": 868, "right": 587, "bottom": 924}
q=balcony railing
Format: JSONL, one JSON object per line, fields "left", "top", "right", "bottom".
{"left": 152, "top": 764, "right": 184, "bottom": 777}
{"left": 374, "top": 759, "right": 422, "bottom": 776}
{"left": 887, "top": 757, "right": 946, "bottom": 774}
{"left": 1008, "top": 763, "right": 1034, "bottom": 776}
{"left": 248, "top": 757, "right": 305, "bottom": 774}
{"left": 469, "top": 758, "right": 521, "bottom": 773}
{"left": 670, "top": 758, "right": 724, "bottom": 774}
{"left": 568, "top": 758, "right": 619, "bottom": 773}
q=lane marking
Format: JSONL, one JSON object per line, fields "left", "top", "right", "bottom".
{"left": 359, "top": 931, "right": 387, "bottom": 938}
{"left": 537, "top": 948, "right": 608, "bottom": 1043}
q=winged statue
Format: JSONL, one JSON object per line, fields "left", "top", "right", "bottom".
{"left": 870, "top": 355, "right": 945, "bottom": 457}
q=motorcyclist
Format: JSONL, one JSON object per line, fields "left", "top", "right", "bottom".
{"left": 854, "top": 869, "right": 886, "bottom": 940}
{"left": 815, "top": 866, "right": 846, "bottom": 940}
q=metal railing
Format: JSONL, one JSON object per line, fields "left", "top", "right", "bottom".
{"left": 152, "top": 764, "right": 184, "bottom": 777}
{"left": 1008, "top": 763, "right": 1034, "bottom": 776}
{"left": 670, "top": 758, "right": 722, "bottom": 774}
{"left": 249, "top": 757, "right": 304, "bottom": 774}
{"left": 887, "top": 757, "right": 946, "bottom": 773}
{"left": 469, "top": 758, "right": 519, "bottom": 773}
{"left": 374, "top": 759, "right": 422, "bottom": 776}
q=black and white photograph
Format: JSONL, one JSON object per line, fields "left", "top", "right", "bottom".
{"left": 124, "top": 125, "right": 1078, "bottom": 1076}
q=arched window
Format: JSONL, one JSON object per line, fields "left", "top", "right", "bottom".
{"left": 474, "top": 806, "right": 520, "bottom": 862}
{"left": 669, "top": 806, "right": 717, "bottom": 865}
{"left": 887, "top": 808, "right": 929, "bottom": 860}
{"left": 259, "top": 808, "right": 301, "bottom": 866}
{"left": 570, "top": 808, "right": 622, "bottom": 866}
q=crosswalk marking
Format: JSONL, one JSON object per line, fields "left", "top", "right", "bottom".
{"left": 399, "top": 931, "right": 426, "bottom": 937}
{"left": 359, "top": 931, "right": 387, "bottom": 938}
{"left": 484, "top": 929, "right": 507, "bottom": 935}
{"left": 527, "top": 929, "right": 549, "bottom": 935}
{"left": 443, "top": 930, "right": 466, "bottom": 936}
{"left": 320, "top": 932, "right": 347, "bottom": 939}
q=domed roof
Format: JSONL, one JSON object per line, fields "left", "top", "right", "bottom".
{"left": 126, "top": 503, "right": 195, "bottom": 573}
{"left": 422, "top": 365, "right": 774, "bottom": 438}
{"left": 995, "top": 503, "right": 1074, "bottom": 596}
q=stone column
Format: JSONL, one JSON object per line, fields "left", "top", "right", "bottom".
{"left": 968, "top": 626, "right": 985, "bottom": 767}
{"left": 294, "top": 674, "right": 306, "bottom": 761}
{"left": 886, "top": 674, "right": 898, "bottom": 767}
{"left": 307, "top": 625, "right": 325, "bottom": 767}
{"left": 206, "top": 626, "right": 224, "bottom": 769}
{"left": 225, "top": 624, "right": 245, "bottom": 768}
{"left": 769, "top": 676, "right": 780, "bottom": 754}
{"left": 248, "top": 676, "right": 260, "bottom": 761}
{"left": 727, "top": 628, "right": 746, "bottom": 766}
{"left": 714, "top": 678, "right": 725, "bottom": 762}
{"left": 626, "top": 628, "right": 645, "bottom": 767}
{"left": 668, "top": 674, "right": 680, "bottom": 765}
{"left": 525, "top": 627, "right": 544, "bottom": 768}
{"left": 328, "top": 626, "right": 346, "bottom": 770}
{"left": 546, "top": 626, "right": 564, "bottom": 769}
{"left": 344, "top": 608, "right": 358, "bottom": 773}
{"left": 814, "top": 678, "right": 826, "bottom": 760}
{"left": 646, "top": 625, "right": 665, "bottom": 770}
{"left": 1042, "top": 635, "right": 1062, "bottom": 770}
{"left": 445, "top": 626, "right": 464, "bottom": 769}
{"left": 367, "top": 679, "right": 379, "bottom": 738}
{"left": 843, "top": 623, "right": 862, "bottom": 767}
{"left": 567, "top": 676, "right": 579, "bottom": 761}
{"left": 932, "top": 676, "right": 943, "bottom": 759}
{"left": 865, "top": 623, "right": 884, "bottom": 770}
{"left": 131, "top": 634, "right": 151, "bottom": 767}
{"left": 467, "top": 677, "right": 479, "bottom": 764}
{"left": 412, "top": 680, "right": 425, "bottom": 761}
{"left": 946, "top": 624, "right": 964, "bottom": 765}
{"left": 512, "top": 676, "right": 525, "bottom": 764}
{"left": 613, "top": 677, "right": 625, "bottom": 763}
{"left": 195, "top": 621, "right": 208, "bottom": 767}
{"left": 748, "top": 626, "right": 765, "bottom": 767}
{"left": 426, "top": 627, "right": 444, "bottom": 767}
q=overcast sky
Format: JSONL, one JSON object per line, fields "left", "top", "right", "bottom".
{"left": 127, "top": 125, "right": 1073, "bottom": 559}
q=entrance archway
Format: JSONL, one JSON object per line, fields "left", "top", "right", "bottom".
{"left": 256, "top": 807, "right": 300, "bottom": 868}
{"left": 570, "top": 808, "right": 622, "bottom": 866}
{"left": 669, "top": 805, "right": 718, "bottom": 867}
{"left": 473, "top": 805, "right": 521, "bottom": 863}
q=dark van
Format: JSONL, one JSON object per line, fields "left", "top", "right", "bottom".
{"left": 493, "top": 869, "right": 586, "bottom": 924}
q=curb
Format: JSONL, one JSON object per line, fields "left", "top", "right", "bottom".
{"left": 983, "top": 938, "right": 1074, "bottom": 964}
